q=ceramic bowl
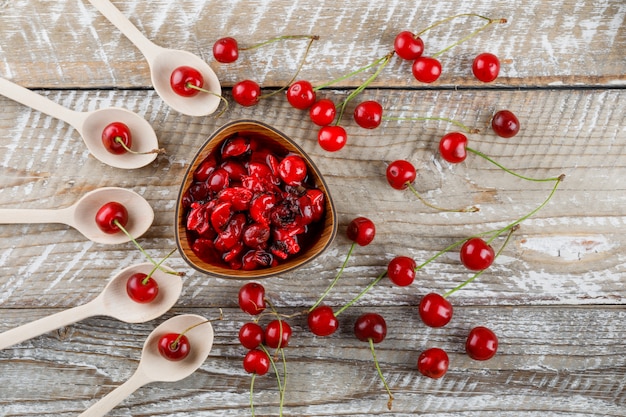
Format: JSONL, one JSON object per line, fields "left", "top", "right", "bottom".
{"left": 175, "top": 120, "right": 337, "bottom": 278}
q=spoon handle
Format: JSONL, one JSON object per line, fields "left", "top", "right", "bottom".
{"left": 87, "top": 0, "right": 161, "bottom": 60}
{"left": 0, "top": 207, "right": 73, "bottom": 226}
{"left": 78, "top": 370, "right": 149, "bottom": 417}
{"left": 0, "top": 77, "right": 83, "bottom": 128}
{"left": 0, "top": 301, "right": 97, "bottom": 350}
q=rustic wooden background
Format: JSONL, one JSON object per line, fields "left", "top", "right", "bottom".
{"left": 0, "top": 0, "right": 625, "bottom": 416}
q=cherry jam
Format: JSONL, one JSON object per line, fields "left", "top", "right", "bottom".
{"left": 182, "top": 131, "right": 326, "bottom": 271}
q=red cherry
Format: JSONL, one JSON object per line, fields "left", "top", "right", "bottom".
{"left": 232, "top": 80, "right": 261, "bottom": 106}
{"left": 213, "top": 37, "right": 239, "bottom": 63}
{"left": 238, "top": 282, "right": 267, "bottom": 315}
{"left": 309, "top": 99, "right": 336, "bottom": 126}
{"left": 439, "top": 132, "right": 468, "bottom": 163}
{"left": 307, "top": 305, "right": 339, "bottom": 336}
{"left": 264, "top": 320, "right": 292, "bottom": 348}
{"left": 287, "top": 80, "right": 316, "bottom": 110}
{"left": 417, "top": 347, "right": 449, "bottom": 379}
{"left": 242, "top": 223, "right": 271, "bottom": 248}
{"left": 243, "top": 348, "right": 271, "bottom": 375}
{"left": 354, "top": 100, "right": 383, "bottom": 129}
{"left": 278, "top": 154, "right": 307, "bottom": 186}
{"left": 412, "top": 57, "right": 442, "bottom": 83}
{"left": 418, "top": 293, "right": 453, "bottom": 328}
{"left": 239, "top": 322, "right": 265, "bottom": 350}
{"left": 460, "top": 238, "right": 495, "bottom": 271}
{"left": 318, "top": 126, "right": 347, "bottom": 152}
{"left": 387, "top": 256, "right": 416, "bottom": 287}
{"left": 158, "top": 333, "right": 190, "bottom": 361}
{"left": 472, "top": 52, "right": 500, "bottom": 83}
{"left": 126, "top": 273, "right": 159, "bottom": 304}
{"left": 95, "top": 202, "right": 128, "bottom": 234}
{"left": 385, "top": 160, "right": 416, "bottom": 190}
{"left": 393, "top": 31, "right": 424, "bottom": 60}
{"left": 346, "top": 216, "right": 375, "bottom": 246}
{"left": 101, "top": 121, "right": 132, "bottom": 155}
{"left": 466, "top": 326, "right": 498, "bottom": 360}
{"left": 354, "top": 313, "right": 387, "bottom": 344}
{"left": 170, "top": 66, "right": 204, "bottom": 97}
{"left": 491, "top": 110, "right": 520, "bottom": 138}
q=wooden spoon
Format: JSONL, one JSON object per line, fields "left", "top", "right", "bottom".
{"left": 79, "top": 314, "right": 214, "bottom": 417}
{"left": 0, "top": 77, "right": 159, "bottom": 169}
{"left": 0, "top": 263, "right": 182, "bottom": 350}
{"left": 0, "top": 187, "right": 153, "bottom": 244}
{"left": 87, "top": 0, "right": 222, "bottom": 117}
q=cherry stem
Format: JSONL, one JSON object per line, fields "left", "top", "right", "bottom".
{"left": 443, "top": 225, "right": 518, "bottom": 298}
{"left": 368, "top": 338, "right": 394, "bottom": 410}
{"left": 259, "top": 35, "right": 318, "bottom": 101}
{"left": 171, "top": 309, "right": 223, "bottom": 350}
{"left": 142, "top": 248, "right": 176, "bottom": 285}
{"left": 406, "top": 182, "right": 479, "bottom": 213}
{"left": 413, "top": 13, "right": 507, "bottom": 58}
{"left": 186, "top": 85, "right": 229, "bottom": 117}
{"left": 249, "top": 373, "right": 258, "bottom": 417}
{"left": 241, "top": 34, "right": 320, "bottom": 51}
{"left": 259, "top": 344, "right": 286, "bottom": 417}
{"left": 314, "top": 53, "right": 392, "bottom": 91}
{"left": 113, "top": 220, "right": 183, "bottom": 276}
{"left": 335, "top": 270, "right": 387, "bottom": 316}
{"left": 309, "top": 242, "right": 356, "bottom": 312}
{"left": 466, "top": 147, "right": 563, "bottom": 182}
{"left": 114, "top": 137, "right": 165, "bottom": 155}
{"left": 414, "top": 174, "right": 564, "bottom": 274}
{"left": 383, "top": 116, "right": 480, "bottom": 134}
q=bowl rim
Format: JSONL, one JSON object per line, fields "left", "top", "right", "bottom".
{"left": 175, "top": 119, "right": 338, "bottom": 278}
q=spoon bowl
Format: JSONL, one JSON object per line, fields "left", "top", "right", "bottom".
{"left": 0, "top": 262, "right": 182, "bottom": 350}
{"left": 79, "top": 314, "right": 213, "bottom": 416}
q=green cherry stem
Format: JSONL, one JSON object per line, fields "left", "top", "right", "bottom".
{"left": 309, "top": 242, "right": 356, "bottom": 312}
{"left": 114, "top": 137, "right": 165, "bottom": 155}
{"left": 335, "top": 270, "right": 387, "bottom": 316}
{"left": 406, "top": 181, "right": 479, "bottom": 213}
{"left": 384, "top": 116, "right": 480, "bottom": 134}
{"left": 142, "top": 248, "right": 177, "bottom": 285}
{"left": 241, "top": 34, "right": 320, "bottom": 52}
{"left": 259, "top": 344, "right": 286, "bottom": 417}
{"left": 368, "top": 338, "right": 394, "bottom": 411}
{"left": 186, "top": 85, "right": 229, "bottom": 117}
{"left": 249, "top": 373, "right": 258, "bottom": 417}
{"left": 467, "top": 147, "right": 564, "bottom": 183}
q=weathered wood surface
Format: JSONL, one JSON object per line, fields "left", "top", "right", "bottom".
{"left": 0, "top": 0, "right": 625, "bottom": 416}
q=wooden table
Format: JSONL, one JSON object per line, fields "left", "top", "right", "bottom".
{"left": 1, "top": 1, "right": 624, "bottom": 415}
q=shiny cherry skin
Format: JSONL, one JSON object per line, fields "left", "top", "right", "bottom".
{"left": 412, "top": 57, "right": 442, "bottom": 83}
{"left": 386, "top": 160, "right": 416, "bottom": 190}
{"left": 491, "top": 110, "right": 520, "bottom": 138}
{"left": 278, "top": 154, "right": 307, "bottom": 186}
{"left": 307, "top": 305, "right": 339, "bottom": 336}
{"left": 95, "top": 202, "right": 128, "bottom": 234}
{"left": 213, "top": 37, "right": 239, "bottom": 63}
{"left": 238, "top": 282, "right": 267, "bottom": 315}
{"left": 239, "top": 322, "right": 265, "bottom": 350}
{"left": 419, "top": 293, "right": 453, "bottom": 328}
{"left": 309, "top": 99, "right": 336, "bottom": 126}
{"left": 393, "top": 31, "right": 424, "bottom": 60}
{"left": 387, "top": 256, "right": 417, "bottom": 287}
{"left": 466, "top": 326, "right": 498, "bottom": 360}
{"left": 264, "top": 320, "right": 292, "bottom": 348}
{"left": 126, "top": 273, "right": 159, "bottom": 304}
{"left": 460, "top": 238, "right": 495, "bottom": 271}
{"left": 354, "top": 100, "right": 383, "bottom": 129}
{"left": 417, "top": 347, "right": 449, "bottom": 379}
{"left": 346, "top": 216, "right": 376, "bottom": 246}
{"left": 472, "top": 52, "right": 500, "bottom": 83}
{"left": 439, "top": 132, "right": 468, "bottom": 163}
{"left": 287, "top": 80, "right": 316, "bottom": 110}
{"left": 354, "top": 312, "right": 387, "bottom": 344}
{"left": 102, "top": 121, "right": 132, "bottom": 155}
{"left": 170, "top": 66, "right": 204, "bottom": 97}
{"left": 232, "top": 80, "right": 261, "bottom": 106}
{"left": 158, "top": 333, "right": 190, "bottom": 361}
{"left": 318, "top": 125, "right": 347, "bottom": 152}
{"left": 243, "top": 348, "right": 271, "bottom": 375}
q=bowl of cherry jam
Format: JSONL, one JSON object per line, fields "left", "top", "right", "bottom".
{"left": 176, "top": 120, "right": 337, "bottom": 278}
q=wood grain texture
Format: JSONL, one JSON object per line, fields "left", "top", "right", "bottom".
{"left": 0, "top": 0, "right": 625, "bottom": 416}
